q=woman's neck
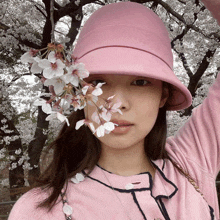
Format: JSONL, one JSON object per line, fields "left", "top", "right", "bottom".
{"left": 98, "top": 143, "right": 155, "bottom": 177}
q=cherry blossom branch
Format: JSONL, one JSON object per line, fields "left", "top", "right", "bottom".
{"left": 50, "top": 0, "right": 55, "bottom": 43}
{"left": 20, "top": 43, "right": 122, "bottom": 137}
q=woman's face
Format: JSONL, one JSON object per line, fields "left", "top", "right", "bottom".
{"left": 84, "top": 74, "right": 168, "bottom": 150}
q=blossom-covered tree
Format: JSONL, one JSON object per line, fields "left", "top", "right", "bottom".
{"left": 0, "top": 0, "right": 219, "bottom": 199}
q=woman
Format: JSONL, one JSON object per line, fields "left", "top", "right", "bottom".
{"left": 9, "top": 0, "right": 220, "bottom": 219}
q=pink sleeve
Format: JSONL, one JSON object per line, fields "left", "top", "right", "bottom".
{"left": 166, "top": 0, "right": 220, "bottom": 177}
{"left": 8, "top": 189, "right": 63, "bottom": 220}
{"left": 8, "top": 190, "right": 46, "bottom": 220}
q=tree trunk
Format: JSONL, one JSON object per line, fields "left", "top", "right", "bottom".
{"left": 0, "top": 112, "right": 25, "bottom": 200}
{"left": 27, "top": 107, "right": 49, "bottom": 185}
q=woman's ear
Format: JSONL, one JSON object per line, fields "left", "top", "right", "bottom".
{"left": 159, "top": 86, "right": 169, "bottom": 108}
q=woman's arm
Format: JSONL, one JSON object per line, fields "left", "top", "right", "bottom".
{"left": 167, "top": 73, "right": 220, "bottom": 176}
{"left": 167, "top": 0, "right": 220, "bottom": 177}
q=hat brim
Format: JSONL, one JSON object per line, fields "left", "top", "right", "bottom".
{"left": 77, "top": 46, "right": 192, "bottom": 111}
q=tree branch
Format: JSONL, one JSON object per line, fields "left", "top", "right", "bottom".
{"left": 54, "top": 1, "right": 62, "bottom": 9}
{"left": 0, "top": 21, "right": 9, "bottom": 31}
{"left": 55, "top": 0, "right": 97, "bottom": 19}
{"left": 171, "top": 27, "right": 193, "bottom": 78}
{"left": 35, "top": 4, "right": 47, "bottom": 18}
{"left": 50, "top": 0, "right": 55, "bottom": 42}
{"left": 154, "top": 0, "right": 220, "bottom": 40}
{"left": 66, "top": 7, "right": 83, "bottom": 49}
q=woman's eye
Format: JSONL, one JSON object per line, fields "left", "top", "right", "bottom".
{"left": 132, "top": 79, "right": 150, "bottom": 86}
{"left": 90, "top": 79, "right": 105, "bottom": 86}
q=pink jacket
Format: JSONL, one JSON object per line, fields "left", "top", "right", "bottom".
{"left": 8, "top": 1, "right": 220, "bottom": 219}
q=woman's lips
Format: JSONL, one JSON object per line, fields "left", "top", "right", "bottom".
{"left": 111, "top": 120, "right": 134, "bottom": 134}
{"left": 111, "top": 120, "right": 134, "bottom": 126}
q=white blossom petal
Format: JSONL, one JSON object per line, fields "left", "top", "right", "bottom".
{"left": 41, "top": 103, "right": 52, "bottom": 114}
{"left": 38, "top": 59, "right": 51, "bottom": 69}
{"left": 20, "top": 52, "right": 34, "bottom": 64}
{"left": 75, "top": 119, "right": 85, "bottom": 130}
{"left": 89, "top": 123, "right": 95, "bottom": 133}
{"left": 31, "top": 61, "right": 43, "bottom": 73}
{"left": 48, "top": 51, "right": 56, "bottom": 63}
{"left": 112, "top": 101, "right": 122, "bottom": 110}
{"left": 92, "top": 87, "right": 103, "bottom": 96}
{"left": 82, "top": 86, "right": 89, "bottom": 95}
{"left": 43, "top": 68, "right": 53, "bottom": 79}
{"left": 57, "top": 112, "right": 70, "bottom": 126}
{"left": 56, "top": 59, "right": 65, "bottom": 69}
{"left": 91, "top": 111, "right": 101, "bottom": 124}
{"left": 104, "top": 122, "right": 115, "bottom": 131}
{"left": 52, "top": 68, "right": 64, "bottom": 78}
{"left": 45, "top": 114, "right": 55, "bottom": 121}
{"left": 96, "top": 125, "right": 105, "bottom": 137}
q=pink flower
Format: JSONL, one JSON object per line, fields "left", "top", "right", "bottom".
{"left": 66, "top": 94, "right": 85, "bottom": 111}
{"left": 68, "top": 63, "right": 89, "bottom": 79}
{"left": 30, "top": 57, "right": 43, "bottom": 73}
{"left": 101, "top": 99, "right": 122, "bottom": 121}
{"left": 91, "top": 111, "right": 101, "bottom": 124}
{"left": 64, "top": 63, "right": 89, "bottom": 87}
{"left": 20, "top": 49, "right": 38, "bottom": 64}
{"left": 34, "top": 99, "right": 52, "bottom": 114}
{"left": 82, "top": 82, "right": 104, "bottom": 97}
{"left": 44, "top": 76, "right": 66, "bottom": 95}
{"left": 38, "top": 51, "right": 65, "bottom": 79}
{"left": 46, "top": 112, "right": 70, "bottom": 126}
{"left": 95, "top": 122, "right": 115, "bottom": 137}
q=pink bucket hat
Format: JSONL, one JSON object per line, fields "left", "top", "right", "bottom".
{"left": 72, "top": 1, "right": 192, "bottom": 110}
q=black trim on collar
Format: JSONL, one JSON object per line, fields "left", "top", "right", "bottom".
{"left": 131, "top": 191, "right": 147, "bottom": 220}
{"left": 151, "top": 161, "right": 178, "bottom": 200}
{"left": 209, "top": 205, "right": 215, "bottom": 220}
{"left": 162, "top": 159, "right": 165, "bottom": 171}
{"left": 157, "top": 198, "right": 171, "bottom": 220}
{"left": 86, "top": 173, "right": 152, "bottom": 193}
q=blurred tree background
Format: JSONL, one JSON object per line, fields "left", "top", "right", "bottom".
{"left": 0, "top": 0, "right": 219, "bottom": 214}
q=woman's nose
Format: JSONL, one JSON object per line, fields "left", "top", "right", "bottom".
{"left": 112, "top": 88, "right": 130, "bottom": 111}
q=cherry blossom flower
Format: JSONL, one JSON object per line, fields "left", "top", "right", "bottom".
{"left": 101, "top": 101, "right": 122, "bottom": 121}
{"left": 20, "top": 49, "right": 38, "bottom": 64}
{"left": 82, "top": 82, "right": 105, "bottom": 96}
{"left": 46, "top": 112, "right": 70, "bottom": 126}
{"left": 95, "top": 121, "right": 115, "bottom": 137}
{"left": 38, "top": 51, "right": 65, "bottom": 79}
{"left": 91, "top": 111, "right": 101, "bottom": 124}
{"left": 20, "top": 44, "right": 121, "bottom": 137}
{"left": 44, "top": 76, "right": 66, "bottom": 95}
{"left": 64, "top": 63, "right": 89, "bottom": 87}
{"left": 66, "top": 94, "right": 86, "bottom": 111}
{"left": 81, "top": 82, "right": 104, "bottom": 107}
{"left": 34, "top": 99, "right": 52, "bottom": 114}
{"left": 30, "top": 57, "right": 43, "bottom": 73}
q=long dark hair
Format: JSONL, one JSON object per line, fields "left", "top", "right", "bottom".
{"left": 35, "top": 84, "right": 172, "bottom": 209}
